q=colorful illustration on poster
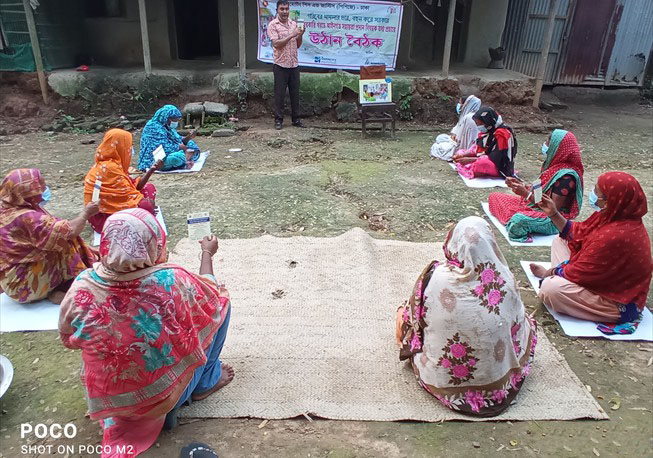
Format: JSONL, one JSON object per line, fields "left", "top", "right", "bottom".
{"left": 359, "top": 79, "right": 392, "bottom": 104}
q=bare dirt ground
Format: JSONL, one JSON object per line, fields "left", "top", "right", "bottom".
{"left": 0, "top": 102, "right": 652, "bottom": 458}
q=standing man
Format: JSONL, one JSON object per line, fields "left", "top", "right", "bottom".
{"left": 267, "top": 0, "right": 305, "bottom": 130}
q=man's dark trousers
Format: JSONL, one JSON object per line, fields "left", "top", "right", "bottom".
{"left": 273, "top": 64, "right": 300, "bottom": 124}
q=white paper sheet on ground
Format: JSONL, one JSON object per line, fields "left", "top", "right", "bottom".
{"left": 520, "top": 260, "right": 653, "bottom": 341}
{"left": 448, "top": 162, "right": 508, "bottom": 188}
{"left": 482, "top": 202, "right": 557, "bottom": 247}
{"left": 0, "top": 294, "right": 59, "bottom": 332}
{"left": 155, "top": 150, "right": 210, "bottom": 174}
{"left": 93, "top": 206, "right": 168, "bottom": 246}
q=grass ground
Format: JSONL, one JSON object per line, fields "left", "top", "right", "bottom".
{"left": 0, "top": 103, "right": 651, "bottom": 458}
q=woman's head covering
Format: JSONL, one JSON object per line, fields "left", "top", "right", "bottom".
{"left": 152, "top": 105, "right": 182, "bottom": 126}
{"left": 460, "top": 95, "right": 482, "bottom": 119}
{"left": 59, "top": 212, "right": 230, "bottom": 422}
{"left": 450, "top": 95, "right": 482, "bottom": 152}
{"left": 443, "top": 215, "right": 508, "bottom": 271}
{"left": 137, "top": 105, "right": 198, "bottom": 171}
{"left": 0, "top": 169, "right": 94, "bottom": 272}
{"left": 567, "top": 172, "right": 652, "bottom": 309}
{"left": 539, "top": 129, "right": 584, "bottom": 217}
{"left": 473, "top": 106, "right": 503, "bottom": 130}
{"left": 98, "top": 208, "right": 166, "bottom": 274}
{"left": 96, "top": 128, "right": 133, "bottom": 172}
{"left": 398, "top": 216, "right": 536, "bottom": 415}
{"left": 83, "top": 129, "right": 143, "bottom": 214}
{"left": 597, "top": 171, "right": 648, "bottom": 222}
{"left": 0, "top": 168, "right": 45, "bottom": 209}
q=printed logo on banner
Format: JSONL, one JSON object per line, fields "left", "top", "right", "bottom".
{"left": 314, "top": 56, "right": 321, "bottom": 63}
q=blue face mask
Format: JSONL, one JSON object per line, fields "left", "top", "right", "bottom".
{"left": 478, "top": 125, "right": 488, "bottom": 133}
{"left": 40, "top": 186, "right": 51, "bottom": 206}
{"left": 541, "top": 142, "right": 549, "bottom": 156}
{"left": 589, "top": 189, "right": 602, "bottom": 212}
{"left": 456, "top": 103, "right": 462, "bottom": 114}
{"left": 169, "top": 121, "right": 179, "bottom": 129}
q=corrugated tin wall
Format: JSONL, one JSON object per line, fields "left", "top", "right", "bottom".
{"left": 502, "top": 0, "right": 571, "bottom": 83}
{"left": 501, "top": 0, "right": 530, "bottom": 71}
{"left": 502, "top": 0, "right": 653, "bottom": 86}
{"left": 0, "top": 0, "right": 84, "bottom": 70}
{"left": 605, "top": 0, "right": 653, "bottom": 85}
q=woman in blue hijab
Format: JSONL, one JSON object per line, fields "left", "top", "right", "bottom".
{"left": 138, "top": 105, "right": 200, "bottom": 171}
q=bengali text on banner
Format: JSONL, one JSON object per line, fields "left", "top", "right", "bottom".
{"left": 257, "top": 0, "right": 404, "bottom": 70}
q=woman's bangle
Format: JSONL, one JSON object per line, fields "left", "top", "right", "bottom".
{"left": 199, "top": 249, "right": 214, "bottom": 260}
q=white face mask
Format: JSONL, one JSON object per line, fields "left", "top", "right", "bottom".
{"left": 170, "top": 121, "right": 179, "bottom": 129}
{"left": 589, "top": 189, "right": 602, "bottom": 212}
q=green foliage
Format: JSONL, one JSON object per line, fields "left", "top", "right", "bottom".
{"left": 399, "top": 95, "right": 414, "bottom": 121}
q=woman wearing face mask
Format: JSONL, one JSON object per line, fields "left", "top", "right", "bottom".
{"left": 0, "top": 169, "right": 99, "bottom": 304}
{"left": 488, "top": 129, "right": 584, "bottom": 242}
{"left": 431, "top": 95, "right": 481, "bottom": 161}
{"left": 84, "top": 129, "right": 163, "bottom": 233}
{"left": 531, "top": 172, "right": 652, "bottom": 329}
{"left": 138, "top": 105, "right": 200, "bottom": 171}
{"left": 453, "top": 107, "right": 517, "bottom": 179}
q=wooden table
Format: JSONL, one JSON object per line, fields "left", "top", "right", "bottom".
{"left": 359, "top": 102, "right": 397, "bottom": 138}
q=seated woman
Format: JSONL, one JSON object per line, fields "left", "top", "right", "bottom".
{"left": 397, "top": 216, "right": 536, "bottom": 416}
{"left": 84, "top": 128, "right": 162, "bottom": 233}
{"left": 531, "top": 172, "right": 652, "bottom": 330}
{"left": 453, "top": 107, "right": 517, "bottom": 179}
{"left": 0, "top": 169, "right": 98, "bottom": 304}
{"left": 59, "top": 208, "right": 234, "bottom": 456}
{"left": 138, "top": 105, "right": 200, "bottom": 171}
{"left": 488, "top": 129, "right": 584, "bottom": 242}
{"left": 431, "top": 95, "right": 481, "bottom": 161}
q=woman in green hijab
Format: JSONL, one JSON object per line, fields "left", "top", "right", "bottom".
{"left": 489, "top": 130, "right": 584, "bottom": 243}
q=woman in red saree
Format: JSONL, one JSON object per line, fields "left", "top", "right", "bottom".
{"left": 489, "top": 129, "right": 584, "bottom": 243}
{"left": 59, "top": 208, "right": 233, "bottom": 457}
{"left": 530, "top": 172, "right": 652, "bottom": 334}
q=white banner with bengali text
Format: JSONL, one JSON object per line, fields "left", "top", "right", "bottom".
{"left": 257, "top": 0, "right": 404, "bottom": 71}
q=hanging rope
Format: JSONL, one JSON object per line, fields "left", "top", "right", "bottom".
{"left": 400, "top": 0, "right": 436, "bottom": 27}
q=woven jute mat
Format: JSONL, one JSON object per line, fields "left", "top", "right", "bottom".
{"left": 171, "top": 228, "right": 607, "bottom": 422}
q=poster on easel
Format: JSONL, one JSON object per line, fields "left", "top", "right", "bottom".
{"left": 359, "top": 79, "right": 392, "bottom": 104}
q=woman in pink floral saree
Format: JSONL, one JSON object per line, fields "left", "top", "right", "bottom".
{"left": 397, "top": 216, "right": 536, "bottom": 417}
{"left": 59, "top": 208, "right": 232, "bottom": 457}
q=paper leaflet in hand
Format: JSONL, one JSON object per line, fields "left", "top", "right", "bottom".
{"left": 187, "top": 212, "right": 211, "bottom": 241}
{"left": 532, "top": 179, "right": 543, "bottom": 203}
{"left": 153, "top": 145, "right": 166, "bottom": 162}
{"left": 92, "top": 179, "right": 102, "bottom": 203}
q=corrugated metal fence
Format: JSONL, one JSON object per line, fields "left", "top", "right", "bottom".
{"left": 605, "top": 0, "right": 653, "bottom": 85}
{"left": 502, "top": 0, "right": 652, "bottom": 86}
{"left": 0, "top": 0, "right": 83, "bottom": 71}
